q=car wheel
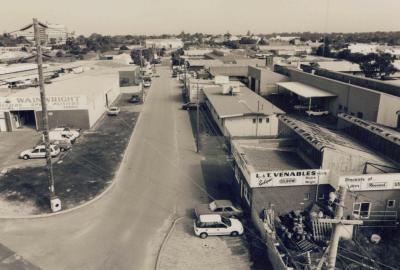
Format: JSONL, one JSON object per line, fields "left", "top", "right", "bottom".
{"left": 231, "top": 231, "right": 239, "bottom": 237}
{"left": 23, "top": 155, "right": 29, "bottom": 160}
{"left": 199, "top": 232, "right": 208, "bottom": 239}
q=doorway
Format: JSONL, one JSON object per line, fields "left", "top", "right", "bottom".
{"left": 10, "top": 110, "right": 37, "bottom": 130}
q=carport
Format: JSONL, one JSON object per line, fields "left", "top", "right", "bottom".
{"left": 276, "top": 81, "right": 336, "bottom": 111}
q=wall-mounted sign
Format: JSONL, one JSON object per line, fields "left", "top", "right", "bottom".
{"left": 0, "top": 96, "right": 87, "bottom": 111}
{"left": 339, "top": 174, "right": 400, "bottom": 191}
{"left": 250, "top": 169, "right": 330, "bottom": 188}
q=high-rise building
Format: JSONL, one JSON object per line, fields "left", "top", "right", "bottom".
{"left": 15, "top": 22, "right": 69, "bottom": 45}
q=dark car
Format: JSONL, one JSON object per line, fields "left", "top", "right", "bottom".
{"left": 129, "top": 94, "right": 142, "bottom": 103}
{"left": 182, "top": 102, "right": 198, "bottom": 110}
{"left": 195, "top": 200, "right": 243, "bottom": 218}
{"left": 172, "top": 70, "right": 177, "bottom": 77}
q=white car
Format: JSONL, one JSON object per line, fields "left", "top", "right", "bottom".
{"left": 53, "top": 127, "right": 80, "bottom": 141}
{"left": 305, "top": 110, "right": 329, "bottom": 116}
{"left": 20, "top": 145, "right": 60, "bottom": 160}
{"left": 194, "top": 214, "right": 244, "bottom": 239}
{"left": 107, "top": 107, "right": 120, "bottom": 116}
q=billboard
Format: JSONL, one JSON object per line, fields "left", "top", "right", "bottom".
{"left": 339, "top": 174, "right": 400, "bottom": 191}
{"left": 250, "top": 169, "right": 330, "bottom": 188}
{"left": 0, "top": 96, "right": 87, "bottom": 111}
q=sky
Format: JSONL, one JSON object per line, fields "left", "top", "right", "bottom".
{"left": 1, "top": 0, "right": 400, "bottom": 36}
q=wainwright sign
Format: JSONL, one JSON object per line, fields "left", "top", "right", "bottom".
{"left": 0, "top": 96, "right": 87, "bottom": 111}
{"left": 250, "top": 169, "right": 330, "bottom": 188}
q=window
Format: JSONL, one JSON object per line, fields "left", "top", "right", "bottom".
{"left": 265, "top": 118, "right": 269, "bottom": 123}
{"left": 387, "top": 200, "right": 396, "bottom": 208}
{"left": 214, "top": 223, "right": 227, "bottom": 228}
{"left": 259, "top": 118, "right": 262, "bottom": 123}
{"left": 40, "top": 149, "right": 46, "bottom": 153}
{"left": 318, "top": 193, "right": 325, "bottom": 200}
{"left": 304, "top": 193, "right": 310, "bottom": 201}
{"left": 252, "top": 118, "right": 256, "bottom": 124}
{"left": 357, "top": 112, "right": 363, "bottom": 119}
{"left": 353, "top": 202, "right": 371, "bottom": 219}
{"left": 32, "top": 149, "right": 40, "bottom": 153}
{"left": 225, "top": 207, "right": 234, "bottom": 212}
{"left": 338, "top": 104, "right": 343, "bottom": 110}
{"left": 344, "top": 107, "right": 348, "bottom": 113}
{"left": 214, "top": 207, "right": 223, "bottom": 212}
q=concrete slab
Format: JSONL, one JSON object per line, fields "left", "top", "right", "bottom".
{"left": 158, "top": 218, "right": 252, "bottom": 270}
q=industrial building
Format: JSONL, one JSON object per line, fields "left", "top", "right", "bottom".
{"left": 0, "top": 62, "right": 137, "bottom": 131}
{"left": 145, "top": 38, "right": 183, "bottom": 50}
{"left": 203, "top": 83, "right": 284, "bottom": 138}
{"left": 231, "top": 115, "right": 400, "bottom": 226}
{"left": 273, "top": 65, "right": 400, "bottom": 128}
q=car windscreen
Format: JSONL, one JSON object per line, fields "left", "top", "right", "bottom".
{"left": 195, "top": 220, "right": 207, "bottom": 228}
{"left": 221, "top": 216, "right": 231, "bottom": 227}
{"left": 209, "top": 201, "right": 216, "bottom": 211}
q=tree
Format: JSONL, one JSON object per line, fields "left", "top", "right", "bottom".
{"left": 359, "top": 53, "right": 397, "bottom": 79}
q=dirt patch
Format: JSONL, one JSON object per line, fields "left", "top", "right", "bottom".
{"left": 0, "top": 109, "right": 139, "bottom": 215}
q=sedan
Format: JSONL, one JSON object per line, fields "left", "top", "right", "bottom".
{"left": 20, "top": 145, "right": 60, "bottom": 160}
{"left": 195, "top": 200, "right": 243, "bottom": 218}
{"left": 107, "top": 107, "right": 120, "bottom": 116}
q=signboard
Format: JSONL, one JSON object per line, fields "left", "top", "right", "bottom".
{"left": 0, "top": 96, "right": 87, "bottom": 111}
{"left": 250, "top": 169, "right": 330, "bottom": 188}
{"left": 339, "top": 174, "right": 400, "bottom": 191}
{"left": 232, "top": 146, "right": 251, "bottom": 181}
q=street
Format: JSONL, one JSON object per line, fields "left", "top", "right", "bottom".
{"left": 0, "top": 65, "right": 209, "bottom": 270}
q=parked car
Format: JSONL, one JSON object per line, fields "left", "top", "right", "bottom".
{"left": 172, "top": 70, "right": 177, "bottom": 77}
{"left": 51, "top": 140, "right": 72, "bottom": 152}
{"left": 53, "top": 127, "right": 80, "bottom": 142}
{"left": 305, "top": 109, "right": 329, "bottom": 116}
{"left": 195, "top": 200, "right": 243, "bottom": 218}
{"left": 182, "top": 102, "right": 198, "bottom": 110}
{"left": 20, "top": 144, "right": 60, "bottom": 160}
{"left": 48, "top": 131, "right": 74, "bottom": 144}
{"left": 129, "top": 94, "right": 142, "bottom": 103}
{"left": 107, "top": 107, "right": 120, "bottom": 116}
{"left": 194, "top": 214, "right": 244, "bottom": 239}
{"left": 142, "top": 77, "right": 152, "bottom": 88}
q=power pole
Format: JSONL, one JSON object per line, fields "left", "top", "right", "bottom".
{"left": 314, "top": 186, "right": 362, "bottom": 270}
{"left": 196, "top": 83, "right": 200, "bottom": 153}
{"left": 33, "top": 18, "right": 61, "bottom": 212}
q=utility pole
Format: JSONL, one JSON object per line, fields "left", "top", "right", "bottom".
{"left": 33, "top": 18, "right": 61, "bottom": 212}
{"left": 315, "top": 186, "right": 363, "bottom": 269}
{"left": 196, "top": 83, "right": 200, "bottom": 153}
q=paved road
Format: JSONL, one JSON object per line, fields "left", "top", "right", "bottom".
{"left": 0, "top": 65, "right": 209, "bottom": 270}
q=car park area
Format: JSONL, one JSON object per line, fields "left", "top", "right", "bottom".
{"left": 157, "top": 217, "right": 252, "bottom": 270}
{"left": 0, "top": 94, "right": 140, "bottom": 215}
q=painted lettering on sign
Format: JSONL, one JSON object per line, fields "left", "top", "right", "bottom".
{"left": 0, "top": 96, "right": 87, "bottom": 111}
{"left": 339, "top": 174, "right": 400, "bottom": 191}
{"left": 251, "top": 169, "right": 330, "bottom": 188}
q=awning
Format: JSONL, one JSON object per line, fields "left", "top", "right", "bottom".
{"left": 276, "top": 81, "right": 336, "bottom": 98}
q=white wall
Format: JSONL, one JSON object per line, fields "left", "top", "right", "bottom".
{"left": 87, "top": 81, "right": 120, "bottom": 127}
{"left": 377, "top": 93, "right": 400, "bottom": 128}
{"left": 224, "top": 115, "right": 279, "bottom": 137}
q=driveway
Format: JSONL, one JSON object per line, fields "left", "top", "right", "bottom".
{"left": 0, "top": 130, "right": 43, "bottom": 171}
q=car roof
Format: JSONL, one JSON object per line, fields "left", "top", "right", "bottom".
{"left": 198, "top": 214, "right": 222, "bottom": 223}
{"left": 213, "top": 200, "right": 233, "bottom": 208}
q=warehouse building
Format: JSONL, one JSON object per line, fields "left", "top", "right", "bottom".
{"left": 274, "top": 65, "right": 400, "bottom": 128}
{"left": 0, "top": 62, "right": 134, "bottom": 131}
{"left": 203, "top": 83, "right": 284, "bottom": 138}
{"left": 232, "top": 115, "right": 400, "bottom": 225}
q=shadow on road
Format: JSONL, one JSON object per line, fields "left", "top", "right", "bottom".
{"left": 0, "top": 243, "right": 41, "bottom": 270}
